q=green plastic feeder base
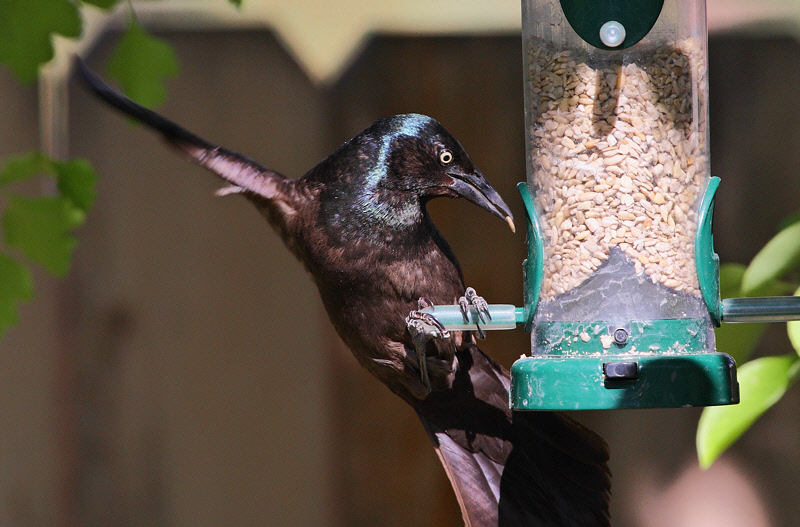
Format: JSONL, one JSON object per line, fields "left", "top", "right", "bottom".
{"left": 510, "top": 353, "right": 739, "bottom": 410}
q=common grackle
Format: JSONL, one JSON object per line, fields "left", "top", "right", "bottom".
{"left": 76, "top": 59, "right": 610, "bottom": 526}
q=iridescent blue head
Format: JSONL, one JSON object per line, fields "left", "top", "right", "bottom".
{"left": 320, "top": 114, "right": 514, "bottom": 240}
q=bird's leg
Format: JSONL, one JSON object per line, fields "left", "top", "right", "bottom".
{"left": 406, "top": 297, "right": 450, "bottom": 393}
{"left": 458, "top": 287, "right": 491, "bottom": 339}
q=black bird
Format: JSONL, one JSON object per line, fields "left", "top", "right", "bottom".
{"left": 76, "top": 59, "right": 610, "bottom": 526}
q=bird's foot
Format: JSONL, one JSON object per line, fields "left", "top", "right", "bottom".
{"left": 406, "top": 298, "right": 450, "bottom": 393}
{"left": 458, "top": 287, "right": 491, "bottom": 339}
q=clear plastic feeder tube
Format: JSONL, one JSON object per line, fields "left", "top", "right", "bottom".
{"left": 523, "top": 0, "right": 712, "bottom": 327}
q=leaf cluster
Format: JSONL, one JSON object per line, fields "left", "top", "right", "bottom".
{"left": 0, "top": 152, "right": 96, "bottom": 335}
{"left": 0, "top": 0, "right": 241, "bottom": 340}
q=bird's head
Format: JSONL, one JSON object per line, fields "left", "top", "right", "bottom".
{"left": 370, "top": 114, "right": 515, "bottom": 232}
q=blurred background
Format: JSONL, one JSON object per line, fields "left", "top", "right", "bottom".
{"left": 2, "top": 0, "right": 800, "bottom": 525}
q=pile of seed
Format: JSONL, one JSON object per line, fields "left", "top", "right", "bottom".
{"left": 527, "top": 38, "right": 708, "bottom": 299}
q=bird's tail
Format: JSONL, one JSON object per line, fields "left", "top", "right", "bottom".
{"left": 417, "top": 345, "right": 610, "bottom": 526}
{"left": 497, "top": 411, "right": 611, "bottom": 526}
{"left": 419, "top": 416, "right": 505, "bottom": 526}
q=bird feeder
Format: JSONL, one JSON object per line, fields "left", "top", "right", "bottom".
{"left": 421, "top": 0, "right": 800, "bottom": 410}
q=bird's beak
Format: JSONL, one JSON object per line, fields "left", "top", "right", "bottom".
{"left": 448, "top": 170, "right": 515, "bottom": 233}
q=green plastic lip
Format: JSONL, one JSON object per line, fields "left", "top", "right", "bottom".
{"left": 560, "top": 0, "right": 665, "bottom": 50}
{"left": 518, "top": 182, "right": 544, "bottom": 332}
{"left": 696, "top": 177, "right": 721, "bottom": 325}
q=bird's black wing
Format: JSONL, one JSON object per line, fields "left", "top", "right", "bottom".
{"left": 74, "top": 58, "right": 293, "bottom": 203}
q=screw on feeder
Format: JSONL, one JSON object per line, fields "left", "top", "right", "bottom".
{"left": 599, "top": 21, "right": 626, "bottom": 47}
{"left": 612, "top": 328, "right": 628, "bottom": 346}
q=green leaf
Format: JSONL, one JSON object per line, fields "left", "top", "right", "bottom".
{"left": 697, "top": 354, "right": 800, "bottom": 469}
{"left": 0, "top": 0, "right": 82, "bottom": 83}
{"left": 716, "top": 320, "right": 767, "bottom": 366}
{"left": 3, "top": 196, "right": 86, "bottom": 277}
{"left": 779, "top": 210, "right": 800, "bottom": 231}
{"left": 1, "top": 153, "right": 97, "bottom": 212}
{"left": 0, "top": 153, "right": 95, "bottom": 281}
{"left": 228, "top": 0, "right": 243, "bottom": 7}
{"left": 741, "top": 222, "right": 800, "bottom": 295}
{"left": 719, "top": 263, "right": 747, "bottom": 299}
{"left": 81, "top": 0, "right": 121, "bottom": 9}
{"left": 788, "top": 286, "right": 800, "bottom": 356}
{"left": 0, "top": 252, "right": 34, "bottom": 338}
{"left": 55, "top": 158, "right": 97, "bottom": 212}
{"left": 0, "top": 151, "right": 53, "bottom": 186}
{"left": 106, "top": 18, "right": 178, "bottom": 108}
{"left": 720, "top": 262, "right": 794, "bottom": 298}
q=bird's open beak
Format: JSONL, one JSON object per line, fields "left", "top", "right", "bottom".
{"left": 448, "top": 170, "right": 515, "bottom": 233}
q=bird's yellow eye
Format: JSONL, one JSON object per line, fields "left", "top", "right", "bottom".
{"left": 439, "top": 150, "right": 453, "bottom": 165}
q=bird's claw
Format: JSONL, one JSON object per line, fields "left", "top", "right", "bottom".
{"left": 406, "top": 312, "right": 450, "bottom": 340}
{"left": 406, "top": 298, "right": 450, "bottom": 393}
{"left": 458, "top": 287, "right": 490, "bottom": 339}
{"left": 459, "top": 287, "right": 490, "bottom": 323}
